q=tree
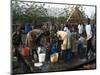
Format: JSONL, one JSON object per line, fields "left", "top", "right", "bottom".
{"left": 12, "top": 0, "right": 24, "bottom": 23}
{"left": 24, "top": 3, "right": 48, "bottom": 23}
{"left": 56, "top": 7, "right": 69, "bottom": 24}
{"left": 12, "top": 0, "right": 48, "bottom": 23}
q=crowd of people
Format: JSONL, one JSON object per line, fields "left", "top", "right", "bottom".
{"left": 12, "top": 18, "right": 96, "bottom": 73}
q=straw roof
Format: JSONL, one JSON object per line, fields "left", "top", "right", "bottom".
{"left": 67, "top": 6, "right": 85, "bottom": 25}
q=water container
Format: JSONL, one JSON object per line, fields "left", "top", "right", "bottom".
{"left": 50, "top": 53, "right": 59, "bottom": 63}
{"left": 21, "top": 47, "right": 30, "bottom": 57}
{"left": 39, "top": 53, "right": 46, "bottom": 62}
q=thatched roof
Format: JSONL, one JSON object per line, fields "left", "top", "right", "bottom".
{"left": 67, "top": 6, "right": 86, "bottom": 25}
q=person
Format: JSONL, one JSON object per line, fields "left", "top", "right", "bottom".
{"left": 63, "top": 23, "right": 71, "bottom": 49}
{"left": 64, "top": 25, "right": 72, "bottom": 61}
{"left": 31, "top": 25, "right": 34, "bottom": 30}
{"left": 24, "top": 23, "right": 31, "bottom": 34}
{"left": 78, "top": 23, "right": 83, "bottom": 36}
{"left": 12, "top": 29, "right": 22, "bottom": 57}
{"left": 19, "top": 45, "right": 32, "bottom": 73}
{"left": 85, "top": 18, "right": 96, "bottom": 60}
{"left": 50, "top": 39, "right": 58, "bottom": 55}
{"left": 39, "top": 30, "right": 50, "bottom": 61}
{"left": 12, "top": 30, "right": 31, "bottom": 73}
{"left": 77, "top": 35, "right": 85, "bottom": 59}
{"left": 60, "top": 24, "right": 64, "bottom": 30}
{"left": 64, "top": 24, "right": 71, "bottom": 37}
{"left": 25, "top": 29, "right": 44, "bottom": 62}
{"left": 56, "top": 31, "right": 72, "bottom": 62}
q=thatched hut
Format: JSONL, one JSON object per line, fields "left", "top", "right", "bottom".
{"left": 67, "top": 6, "right": 86, "bottom": 32}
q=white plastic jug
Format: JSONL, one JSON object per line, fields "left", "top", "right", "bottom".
{"left": 39, "top": 53, "right": 46, "bottom": 62}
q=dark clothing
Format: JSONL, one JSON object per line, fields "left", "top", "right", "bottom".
{"left": 12, "top": 32, "right": 22, "bottom": 48}
{"left": 12, "top": 31, "right": 23, "bottom": 63}
{"left": 46, "top": 48, "right": 50, "bottom": 61}
{"left": 50, "top": 41, "right": 58, "bottom": 54}
{"left": 61, "top": 49, "right": 72, "bottom": 62}
{"left": 86, "top": 38, "right": 95, "bottom": 59}
{"left": 24, "top": 23, "right": 31, "bottom": 33}
{"left": 12, "top": 32, "right": 31, "bottom": 73}
{"left": 15, "top": 48, "right": 31, "bottom": 73}
{"left": 77, "top": 41, "right": 84, "bottom": 58}
{"left": 87, "top": 38, "right": 95, "bottom": 53}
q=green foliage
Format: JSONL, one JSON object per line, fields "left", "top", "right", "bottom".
{"left": 57, "top": 16, "right": 68, "bottom": 24}
{"left": 12, "top": 0, "right": 48, "bottom": 23}
{"left": 12, "top": 0, "right": 69, "bottom": 25}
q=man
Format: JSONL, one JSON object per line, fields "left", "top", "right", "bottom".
{"left": 12, "top": 30, "right": 22, "bottom": 56}
{"left": 12, "top": 30, "right": 31, "bottom": 73}
{"left": 25, "top": 29, "right": 44, "bottom": 61}
{"left": 85, "top": 18, "right": 95, "bottom": 60}
{"left": 57, "top": 31, "right": 72, "bottom": 61}
{"left": 78, "top": 23, "right": 83, "bottom": 36}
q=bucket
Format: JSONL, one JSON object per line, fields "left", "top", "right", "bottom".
{"left": 39, "top": 53, "right": 46, "bottom": 62}
{"left": 21, "top": 47, "right": 30, "bottom": 57}
{"left": 50, "top": 53, "right": 59, "bottom": 63}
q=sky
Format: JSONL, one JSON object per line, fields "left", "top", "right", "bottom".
{"left": 21, "top": 0, "right": 96, "bottom": 18}
{"left": 45, "top": 4, "right": 95, "bottom": 18}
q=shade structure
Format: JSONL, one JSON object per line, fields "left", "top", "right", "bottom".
{"left": 67, "top": 6, "right": 86, "bottom": 32}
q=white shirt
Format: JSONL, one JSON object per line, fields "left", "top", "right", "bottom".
{"left": 78, "top": 24, "right": 83, "bottom": 34}
{"left": 64, "top": 27, "right": 71, "bottom": 38}
{"left": 85, "top": 24, "right": 92, "bottom": 40}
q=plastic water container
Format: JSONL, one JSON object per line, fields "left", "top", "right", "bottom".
{"left": 50, "top": 53, "right": 59, "bottom": 63}
{"left": 21, "top": 47, "right": 30, "bottom": 57}
{"left": 39, "top": 53, "right": 46, "bottom": 62}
